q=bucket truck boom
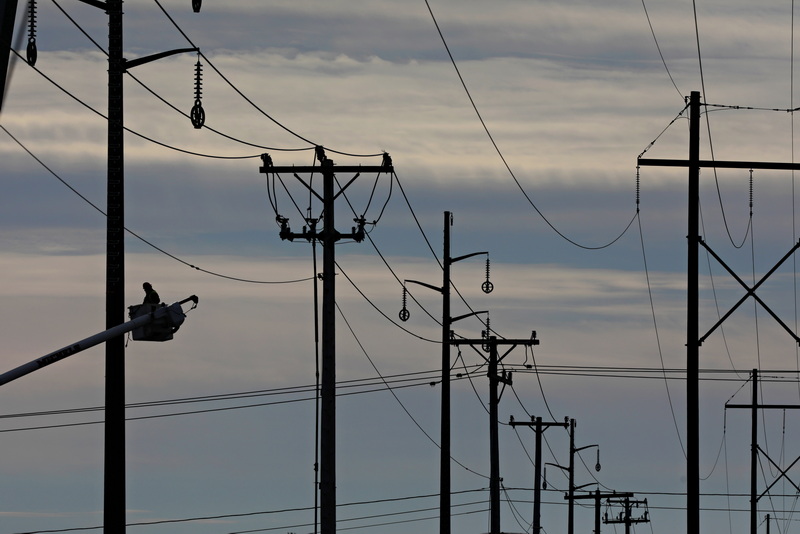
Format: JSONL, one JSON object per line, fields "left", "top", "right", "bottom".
{"left": 0, "top": 295, "right": 198, "bottom": 387}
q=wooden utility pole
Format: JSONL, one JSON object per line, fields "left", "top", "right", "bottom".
{"left": 260, "top": 149, "right": 393, "bottom": 534}
{"left": 638, "top": 90, "right": 800, "bottom": 534}
{"left": 402, "top": 211, "right": 490, "bottom": 534}
{"left": 572, "top": 490, "right": 633, "bottom": 534}
{"left": 509, "top": 414, "right": 567, "bottom": 534}
{"left": 604, "top": 495, "right": 650, "bottom": 534}
{"left": 727, "top": 369, "right": 800, "bottom": 534}
{"left": 448, "top": 335, "right": 539, "bottom": 534}
{"left": 549, "top": 418, "right": 599, "bottom": 534}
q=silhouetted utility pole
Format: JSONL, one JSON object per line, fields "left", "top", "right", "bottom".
{"left": 2, "top": 2, "right": 200, "bottom": 531}
{"left": 509, "top": 413, "right": 566, "bottom": 534}
{"left": 604, "top": 496, "right": 650, "bottom": 534}
{"left": 260, "top": 148, "right": 393, "bottom": 534}
{"left": 56, "top": 2, "right": 200, "bottom": 531}
{"left": 728, "top": 369, "right": 800, "bottom": 534}
{"left": 572, "top": 490, "right": 633, "bottom": 534}
{"left": 450, "top": 335, "right": 538, "bottom": 534}
{"left": 548, "top": 418, "right": 599, "bottom": 534}
{"left": 401, "top": 211, "right": 490, "bottom": 534}
{"left": 638, "top": 90, "right": 800, "bottom": 534}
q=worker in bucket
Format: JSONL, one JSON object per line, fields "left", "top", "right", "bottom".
{"left": 142, "top": 282, "right": 160, "bottom": 305}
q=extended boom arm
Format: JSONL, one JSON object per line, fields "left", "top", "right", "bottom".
{"left": 0, "top": 295, "right": 198, "bottom": 387}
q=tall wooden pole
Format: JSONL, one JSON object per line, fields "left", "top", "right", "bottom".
{"left": 440, "top": 211, "right": 452, "bottom": 534}
{"left": 488, "top": 337, "right": 500, "bottom": 534}
{"left": 104, "top": 0, "right": 126, "bottom": 531}
{"left": 687, "top": 89, "right": 701, "bottom": 534}
{"left": 750, "top": 369, "right": 758, "bottom": 534}
{"left": 320, "top": 159, "right": 336, "bottom": 534}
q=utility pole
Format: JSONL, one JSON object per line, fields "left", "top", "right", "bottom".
{"left": 1, "top": 2, "right": 200, "bottom": 531}
{"left": 572, "top": 490, "right": 633, "bottom": 534}
{"left": 451, "top": 335, "right": 538, "bottom": 534}
{"left": 508, "top": 413, "right": 567, "bottom": 534}
{"left": 66, "top": 2, "right": 199, "bottom": 530}
{"left": 727, "top": 369, "right": 800, "bottom": 534}
{"left": 401, "top": 211, "right": 490, "bottom": 534}
{"left": 638, "top": 90, "right": 800, "bottom": 534}
{"left": 547, "top": 418, "right": 599, "bottom": 534}
{"left": 604, "top": 496, "right": 650, "bottom": 534}
{"left": 260, "top": 148, "right": 393, "bottom": 534}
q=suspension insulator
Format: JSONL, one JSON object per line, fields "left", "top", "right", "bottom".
{"left": 192, "top": 0, "right": 202, "bottom": 12}
{"left": 26, "top": 0, "right": 37, "bottom": 66}
{"left": 481, "top": 257, "right": 493, "bottom": 294}
{"left": 399, "top": 286, "right": 410, "bottom": 322}
{"left": 190, "top": 57, "right": 205, "bottom": 128}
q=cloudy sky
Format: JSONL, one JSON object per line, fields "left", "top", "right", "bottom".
{"left": 3, "top": 1, "right": 800, "bottom": 533}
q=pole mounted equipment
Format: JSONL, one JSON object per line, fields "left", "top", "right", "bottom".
{"left": 482, "top": 256, "right": 493, "bottom": 293}
{"left": 192, "top": 0, "right": 201, "bottom": 13}
{"left": 26, "top": 0, "right": 35, "bottom": 66}
{"left": 190, "top": 52, "right": 205, "bottom": 128}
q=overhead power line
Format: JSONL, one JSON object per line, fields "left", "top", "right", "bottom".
{"left": 0, "top": 123, "right": 315, "bottom": 285}
{"left": 423, "top": 0, "right": 638, "bottom": 251}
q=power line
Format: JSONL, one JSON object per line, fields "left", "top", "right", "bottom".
{"left": 423, "top": 0, "right": 639, "bottom": 251}
{"left": 8, "top": 48, "right": 262, "bottom": 159}
{"left": 151, "top": 0, "right": 384, "bottom": 159}
{"left": 639, "top": 0, "right": 682, "bottom": 99}
{"left": 48, "top": 0, "right": 316, "bottom": 154}
{"left": 0, "top": 123, "right": 315, "bottom": 285}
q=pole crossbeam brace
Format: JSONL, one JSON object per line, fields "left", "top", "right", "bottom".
{"left": 262, "top": 165, "right": 393, "bottom": 175}
{"left": 451, "top": 338, "right": 539, "bottom": 347}
{"left": 571, "top": 491, "right": 634, "bottom": 534}
{"left": 638, "top": 159, "right": 800, "bottom": 171}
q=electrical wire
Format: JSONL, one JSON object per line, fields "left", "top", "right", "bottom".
{"left": 423, "top": 0, "right": 638, "bottom": 251}
{"left": 13, "top": 489, "right": 490, "bottom": 534}
{"left": 335, "top": 299, "right": 489, "bottom": 480}
{"left": 8, "top": 48, "right": 262, "bottom": 160}
{"left": 0, "top": 123, "right": 315, "bottom": 285}
{"left": 637, "top": 204, "right": 686, "bottom": 457}
{"left": 335, "top": 261, "right": 439, "bottom": 343}
{"left": 151, "top": 0, "right": 384, "bottom": 159}
{"left": 639, "top": 0, "right": 682, "bottom": 99}
{"left": 48, "top": 0, "right": 314, "bottom": 154}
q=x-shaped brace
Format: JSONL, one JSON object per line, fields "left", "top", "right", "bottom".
{"left": 757, "top": 445, "right": 800, "bottom": 499}
{"left": 698, "top": 239, "right": 800, "bottom": 345}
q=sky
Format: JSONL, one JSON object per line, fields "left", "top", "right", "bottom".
{"left": 4, "top": 1, "right": 800, "bottom": 533}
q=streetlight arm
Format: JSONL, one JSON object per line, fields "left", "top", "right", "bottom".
{"left": 124, "top": 47, "right": 199, "bottom": 70}
{"left": 451, "top": 251, "right": 488, "bottom": 264}
{"left": 451, "top": 310, "right": 487, "bottom": 323}
{"left": 405, "top": 279, "right": 443, "bottom": 294}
